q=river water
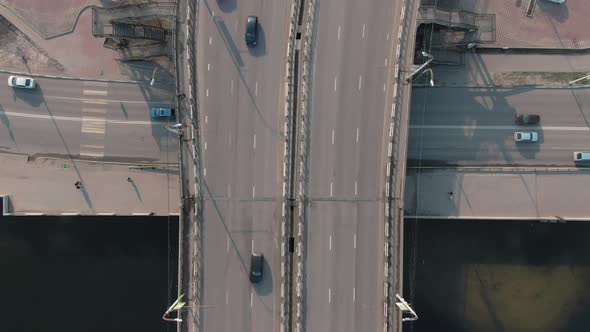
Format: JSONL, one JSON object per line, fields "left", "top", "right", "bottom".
{"left": 403, "top": 219, "right": 590, "bottom": 332}
{"left": 0, "top": 216, "right": 178, "bottom": 332}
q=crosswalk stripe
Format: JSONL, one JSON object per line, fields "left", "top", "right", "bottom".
{"left": 83, "top": 89, "right": 108, "bottom": 96}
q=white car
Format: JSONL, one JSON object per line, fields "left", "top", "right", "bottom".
{"left": 514, "top": 131, "right": 538, "bottom": 143}
{"left": 8, "top": 75, "right": 35, "bottom": 89}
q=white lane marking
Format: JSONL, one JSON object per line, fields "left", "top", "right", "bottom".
{"left": 230, "top": 79, "right": 234, "bottom": 95}
{"left": 206, "top": 89, "right": 209, "bottom": 97}
{"left": 385, "top": 58, "right": 388, "bottom": 66}
{"left": 81, "top": 117, "right": 106, "bottom": 134}
{"left": 229, "top": 132, "right": 232, "bottom": 147}
{"left": 330, "top": 182, "right": 333, "bottom": 197}
{"left": 80, "top": 150, "right": 104, "bottom": 157}
{"left": 253, "top": 134, "right": 257, "bottom": 149}
{"left": 354, "top": 233, "right": 357, "bottom": 249}
{"left": 356, "top": 128, "right": 359, "bottom": 142}
{"left": 255, "top": 81, "right": 258, "bottom": 96}
{"left": 0, "top": 110, "right": 158, "bottom": 125}
{"left": 251, "top": 291, "right": 253, "bottom": 308}
{"left": 227, "top": 236, "right": 230, "bottom": 253}
{"left": 212, "top": 11, "right": 215, "bottom": 17}
{"left": 332, "top": 129, "right": 335, "bottom": 144}
{"left": 358, "top": 75, "right": 362, "bottom": 90}
{"left": 83, "top": 81, "right": 108, "bottom": 87}
{"left": 409, "top": 125, "right": 590, "bottom": 131}
{"left": 383, "top": 83, "right": 386, "bottom": 92}
{"left": 207, "top": 63, "right": 211, "bottom": 71}
{"left": 252, "top": 185, "right": 256, "bottom": 199}
{"left": 329, "top": 288, "right": 332, "bottom": 303}
{"left": 386, "top": 33, "right": 390, "bottom": 41}
{"left": 228, "top": 184, "right": 231, "bottom": 198}
{"left": 205, "top": 115, "right": 208, "bottom": 124}
{"left": 204, "top": 141, "right": 207, "bottom": 150}
{"left": 329, "top": 235, "right": 332, "bottom": 251}
{"left": 337, "top": 25, "right": 341, "bottom": 40}
{"left": 82, "top": 108, "right": 106, "bottom": 114}
{"left": 334, "top": 76, "right": 338, "bottom": 91}
{"left": 362, "top": 24, "right": 366, "bottom": 39}
{"left": 81, "top": 144, "right": 103, "bottom": 149}
{"left": 82, "top": 99, "right": 108, "bottom": 105}
{"left": 251, "top": 239, "right": 255, "bottom": 253}
{"left": 226, "top": 291, "right": 229, "bottom": 304}
{"left": 51, "top": 95, "right": 160, "bottom": 105}
{"left": 353, "top": 287, "right": 356, "bottom": 302}
{"left": 204, "top": 168, "right": 207, "bottom": 177}
{"left": 355, "top": 180, "right": 358, "bottom": 196}
{"left": 83, "top": 89, "right": 108, "bottom": 96}
{"left": 209, "top": 36, "right": 212, "bottom": 45}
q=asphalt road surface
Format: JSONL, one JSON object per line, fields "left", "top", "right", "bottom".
{"left": 197, "top": 0, "right": 289, "bottom": 331}
{"left": 0, "top": 74, "right": 176, "bottom": 163}
{"left": 305, "top": 0, "right": 401, "bottom": 331}
{"left": 409, "top": 87, "right": 590, "bottom": 166}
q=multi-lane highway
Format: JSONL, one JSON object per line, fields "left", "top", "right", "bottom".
{"left": 409, "top": 87, "right": 590, "bottom": 166}
{"left": 304, "top": 0, "right": 402, "bottom": 331}
{"left": 0, "top": 74, "right": 176, "bottom": 163}
{"left": 197, "top": 1, "right": 289, "bottom": 331}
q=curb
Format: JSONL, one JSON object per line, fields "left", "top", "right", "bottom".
{"left": 404, "top": 215, "right": 588, "bottom": 221}
{"left": 415, "top": 84, "right": 590, "bottom": 89}
{"left": 407, "top": 166, "right": 590, "bottom": 171}
{"left": 0, "top": 68, "right": 144, "bottom": 84}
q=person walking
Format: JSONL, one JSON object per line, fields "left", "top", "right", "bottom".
{"left": 127, "top": 177, "right": 133, "bottom": 183}
{"left": 448, "top": 191, "right": 454, "bottom": 200}
{"left": 74, "top": 181, "right": 82, "bottom": 189}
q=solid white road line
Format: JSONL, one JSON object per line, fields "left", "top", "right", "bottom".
{"left": 409, "top": 125, "right": 590, "bottom": 131}
{"left": 83, "top": 89, "right": 108, "bottom": 96}
{"left": 338, "top": 25, "right": 341, "bottom": 40}
{"left": 332, "top": 129, "right": 335, "bottom": 144}
{"left": 51, "top": 95, "right": 165, "bottom": 104}
{"left": 0, "top": 110, "right": 158, "bottom": 125}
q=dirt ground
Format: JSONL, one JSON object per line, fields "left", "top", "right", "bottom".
{"left": 0, "top": 15, "right": 64, "bottom": 74}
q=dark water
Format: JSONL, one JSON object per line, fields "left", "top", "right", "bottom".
{"left": 403, "top": 219, "right": 590, "bottom": 332}
{"left": 0, "top": 216, "right": 178, "bottom": 332}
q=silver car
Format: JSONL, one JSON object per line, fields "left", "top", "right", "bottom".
{"left": 8, "top": 75, "right": 35, "bottom": 89}
{"left": 514, "top": 131, "right": 538, "bottom": 143}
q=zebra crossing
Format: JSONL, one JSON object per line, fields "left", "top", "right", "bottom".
{"left": 79, "top": 82, "right": 109, "bottom": 158}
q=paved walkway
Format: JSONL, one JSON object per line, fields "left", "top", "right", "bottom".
{"left": 404, "top": 167, "right": 590, "bottom": 220}
{"left": 0, "top": 154, "right": 179, "bottom": 215}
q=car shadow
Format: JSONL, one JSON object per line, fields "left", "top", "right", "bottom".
{"left": 12, "top": 85, "right": 44, "bottom": 107}
{"left": 253, "top": 255, "right": 273, "bottom": 296}
{"left": 248, "top": 24, "right": 266, "bottom": 57}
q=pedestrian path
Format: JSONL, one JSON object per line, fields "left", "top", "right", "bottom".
{"left": 0, "top": 154, "right": 179, "bottom": 215}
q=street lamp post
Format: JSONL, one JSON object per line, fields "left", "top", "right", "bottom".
{"left": 162, "top": 293, "right": 214, "bottom": 322}
{"left": 406, "top": 51, "right": 435, "bottom": 83}
{"left": 411, "top": 68, "right": 434, "bottom": 87}
{"left": 150, "top": 67, "right": 159, "bottom": 86}
{"left": 395, "top": 294, "right": 418, "bottom": 322}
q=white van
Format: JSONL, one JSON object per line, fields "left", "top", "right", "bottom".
{"left": 574, "top": 152, "right": 590, "bottom": 162}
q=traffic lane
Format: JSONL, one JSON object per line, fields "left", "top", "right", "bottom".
{"left": 410, "top": 87, "right": 590, "bottom": 127}
{"left": 353, "top": 201, "right": 382, "bottom": 332}
{"left": 103, "top": 122, "right": 176, "bottom": 162}
{"left": 407, "top": 126, "right": 590, "bottom": 165}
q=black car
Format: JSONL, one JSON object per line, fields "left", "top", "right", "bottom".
{"left": 245, "top": 16, "right": 258, "bottom": 47}
{"left": 515, "top": 114, "right": 540, "bottom": 125}
{"left": 250, "top": 253, "right": 263, "bottom": 283}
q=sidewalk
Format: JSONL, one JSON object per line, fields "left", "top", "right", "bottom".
{"left": 0, "top": 154, "right": 179, "bottom": 215}
{"left": 404, "top": 167, "right": 590, "bottom": 220}
{"left": 432, "top": 51, "right": 590, "bottom": 87}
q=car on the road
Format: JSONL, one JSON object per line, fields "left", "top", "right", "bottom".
{"left": 574, "top": 152, "right": 590, "bottom": 162}
{"left": 249, "top": 253, "right": 264, "bottom": 283}
{"left": 150, "top": 107, "right": 175, "bottom": 119}
{"left": 514, "top": 131, "right": 538, "bottom": 143}
{"left": 8, "top": 75, "right": 35, "bottom": 89}
{"left": 245, "top": 16, "right": 258, "bottom": 47}
{"left": 515, "top": 114, "right": 540, "bottom": 125}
